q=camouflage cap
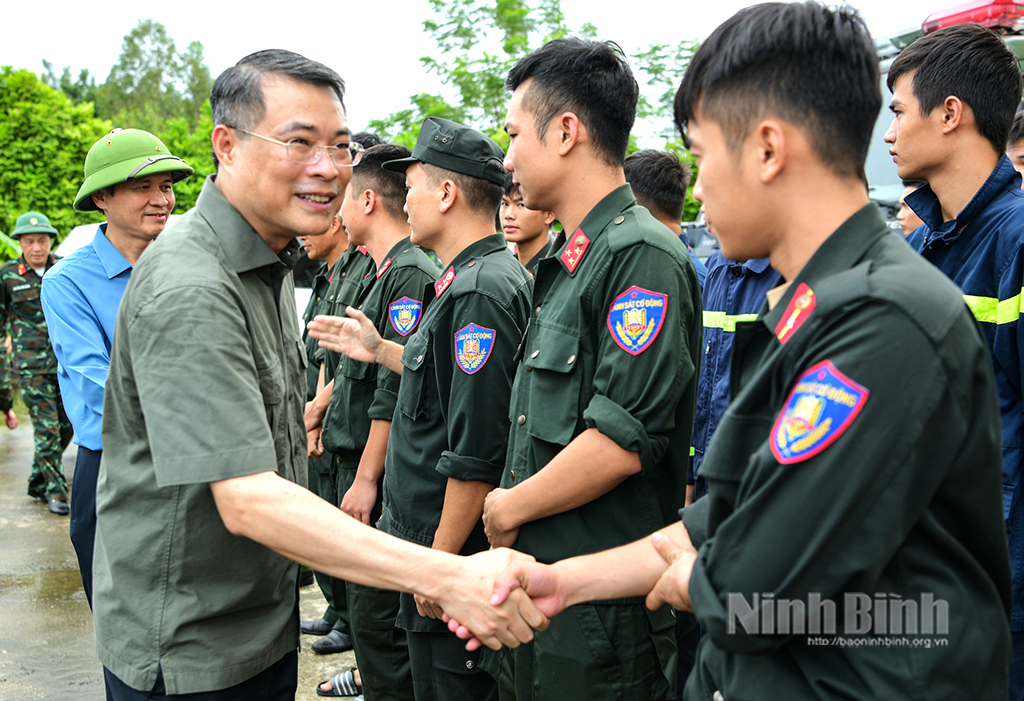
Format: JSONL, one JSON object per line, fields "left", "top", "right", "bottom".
{"left": 74, "top": 128, "right": 194, "bottom": 212}
{"left": 11, "top": 211, "right": 58, "bottom": 239}
{"left": 382, "top": 117, "right": 506, "bottom": 185}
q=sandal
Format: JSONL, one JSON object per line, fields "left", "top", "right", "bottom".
{"left": 316, "top": 667, "right": 361, "bottom": 697}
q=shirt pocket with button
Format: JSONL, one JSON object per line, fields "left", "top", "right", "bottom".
{"left": 396, "top": 332, "right": 430, "bottom": 420}
{"left": 521, "top": 324, "right": 582, "bottom": 447}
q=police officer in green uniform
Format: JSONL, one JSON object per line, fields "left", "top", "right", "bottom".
{"left": 310, "top": 118, "right": 532, "bottom": 701}
{"left": 471, "top": 5, "right": 1012, "bottom": 699}
{"left": 479, "top": 39, "right": 701, "bottom": 701}
{"left": 315, "top": 143, "right": 441, "bottom": 700}
{"left": 0, "top": 211, "right": 74, "bottom": 514}
{"left": 302, "top": 222, "right": 373, "bottom": 654}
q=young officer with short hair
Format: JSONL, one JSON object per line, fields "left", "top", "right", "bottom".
{"left": 478, "top": 38, "right": 702, "bottom": 701}
{"left": 885, "top": 22, "right": 1024, "bottom": 698}
{"left": 309, "top": 117, "right": 533, "bottom": 701}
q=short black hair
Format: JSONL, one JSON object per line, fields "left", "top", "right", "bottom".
{"left": 352, "top": 131, "right": 385, "bottom": 149}
{"left": 888, "top": 23, "right": 1022, "bottom": 155}
{"left": 675, "top": 1, "right": 880, "bottom": 181}
{"left": 210, "top": 50, "right": 346, "bottom": 168}
{"left": 623, "top": 149, "right": 691, "bottom": 221}
{"left": 502, "top": 172, "right": 522, "bottom": 199}
{"left": 506, "top": 38, "right": 638, "bottom": 167}
{"left": 1009, "top": 110, "right": 1024, "bottom": 148}
{"left": 351, "top": 144, "right": 411, "bottom": 222}
{"left": 423, "top": 160, "right": 506, "bottom": 217}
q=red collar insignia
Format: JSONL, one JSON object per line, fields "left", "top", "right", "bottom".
{"left": 377, "top": 257, "right": 393, "bottom": 279}
{"left": 560, "top": 229, "right": 590, "bottom": 273}
{"left": 17, "top": 263, "right": 26, "bottom": 276}
{"left": 358, "top": 245, "right": 368, "bottom": 255}
{"left": 775, "top": 283, "right": 816, "bottom": 344}
{"left": 435, "top": 265, "right": 455, "bottom": 297}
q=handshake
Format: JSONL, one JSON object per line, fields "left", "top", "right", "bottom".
{"left": 436, "top": 521, "right": 697, "bottom": 651}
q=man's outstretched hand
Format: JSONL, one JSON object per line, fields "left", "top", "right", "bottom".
{"left": 307, "top": 308, "right": 382, "bottom": 364}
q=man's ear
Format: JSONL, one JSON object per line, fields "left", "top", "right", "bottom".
{"left": 543, "top": 211, "right": 556, "bottom": 226}
{"left": 211, "top": 124, "right": 238, "bottom": 167}
{"left": 556, "top": 112, "right": 582, "bottom": 157}
{"left": 438, "top": 178, "right": 457, "bottom": 213}
{"left": 753, "top": 119, "right": 788, "bottom": 185}
{"left": 939, "top": 95, "right": 966, "bottom": 134}
{"left": 90, "top": 189, "right": 109, "bottom": 213}
{"left": 362, "top": 189, "right": 377, "bottom": 215}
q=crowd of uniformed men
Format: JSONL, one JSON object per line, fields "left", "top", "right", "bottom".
{"left": 5, "top": 1, "right": 1024, "bottom": 699}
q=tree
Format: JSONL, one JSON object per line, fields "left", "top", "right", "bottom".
{"left": 0, "top": 68, "right": 110, "bottom": 257}
{"left": 365, "top": 0, "right": 702, "bottom": 220}
{"left": 368, "top": 0, "right": 595, "bottom": 145}
{"left": 41, "top": 61, "right": 99, "bottom": 107}
{"left": 97, "top": 19, "right": 183, "bottom": 133}
{"left": 178, "top": 41, "right": 214, "bottom": 129}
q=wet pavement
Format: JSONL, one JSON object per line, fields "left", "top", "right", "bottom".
{"left": 0, "top": 406, "right": 356, "bottom": 700}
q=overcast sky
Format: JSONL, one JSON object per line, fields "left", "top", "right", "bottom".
{"left": 3, "top": 0, "right": 942, "bottom": 146}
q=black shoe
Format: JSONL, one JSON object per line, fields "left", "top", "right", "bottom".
{"left": 311, "top": 630, "right": 353, "bottom": 654}
{"left": 300, "top": 567, "right": 315, "bottom": 587}
{"left": 28, "top": 489, "right": 47, "bottom": 504}
{"left": 48, "top": 498, "right": 69, "bottom": 515}
{"left": 301, "top": 617, "right": 334, "bottom": 636}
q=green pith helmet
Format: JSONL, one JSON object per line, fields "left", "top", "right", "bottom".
{"left": 74, "top": 128, "right": 194, "bottom": 212}
{"left": 11, "top": 211, "right": 58, "bottom": 239}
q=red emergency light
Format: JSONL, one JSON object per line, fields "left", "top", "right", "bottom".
{"left": 923, "top": 0, "right": 1024, "bottom": 33}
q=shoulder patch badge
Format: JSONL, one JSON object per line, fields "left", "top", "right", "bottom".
{"left": 560, "top": 229, "right": 591, "bottom": 273}
{"left": 607, "top": 286, "right": 668, "bottom": 355}
{"left": 389, "top": 297, "right": 422, "bottom": 336}
{"left": 454, "top": 323, "right": 496, "bottom": 374}
{"left": 774, "top": 282, "right": 816, "bottom": 344}
{"left": 771, "top": 360, "right": 869, "bottom": 465}
{"left": 435, "top": 266, "right": 455, "bottom": 297}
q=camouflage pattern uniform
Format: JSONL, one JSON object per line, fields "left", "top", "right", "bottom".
{"left": 0, "top": 255, "right": 73, "bottom": 499}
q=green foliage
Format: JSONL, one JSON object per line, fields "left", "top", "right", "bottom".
{"left": 153, "top": 103, "right": 215, "bottom": 212}
{"left": 632, "top": 39, "right": 700, "bottom": 140}
{"left": 373, "top": 0, "right": 593, "bottom": 145}
{"left": 0, "top": 67, "right": 110, "bottom": 256}
{"left": 41, "top": 61, "right": 99, "bottom": 106}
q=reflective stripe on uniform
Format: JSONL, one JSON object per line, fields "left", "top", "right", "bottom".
{"left": 704, "top": 310, "right": 760, "bottom": 332}
{"left": 963, "top": 290, "right": 1024, "bottom": 325}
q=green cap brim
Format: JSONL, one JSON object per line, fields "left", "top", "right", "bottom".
{"left": 12, "top": 224, "right": 58, "bottom": 238}
{"left": 74, "top": 156, "right": 194, "bottom": 212}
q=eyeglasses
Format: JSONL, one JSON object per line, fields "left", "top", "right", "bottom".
{"left": 230, "top": 127, "right": 364, "bottom": 167}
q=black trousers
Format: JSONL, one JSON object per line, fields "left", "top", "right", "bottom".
{"left": 104, "top": 650, "right": 297, "bottom": 700}
{"left": 69, "top": 446, "right": 101, "bottom": 606}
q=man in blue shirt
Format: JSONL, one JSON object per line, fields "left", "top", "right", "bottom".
{"left": 41, "top": 128, "right": 193, "bottom": 605}
{"left": 884, "top": 24, "right": 1024, "bottom": 699}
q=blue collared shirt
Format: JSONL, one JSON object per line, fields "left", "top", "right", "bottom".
{"left": 41, "top": 225, "right": 132, "bottom": 450}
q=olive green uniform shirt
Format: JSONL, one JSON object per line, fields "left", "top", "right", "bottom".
{"left": 378, "top": 234, "right": 532, "bottom": 633}
{"left": 0, "top": 254, "right": 59, "bottom": 377}
{"left": 505, "top": 185, "right": 701, "bottom": 560}
{"left": 319, "top": 244, "right": 375, "bottom": 385}
{"left": 682, "top": 206, "right": 1011, "bottom": 699}
{"left": 93, "top": 176, "right": 307, "bottom": 695}
{"left": 321, "top": 237, "right": 440, "bottom": 460}
{"left": 490, "top": 185, "right": 701, "bottom": 701}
